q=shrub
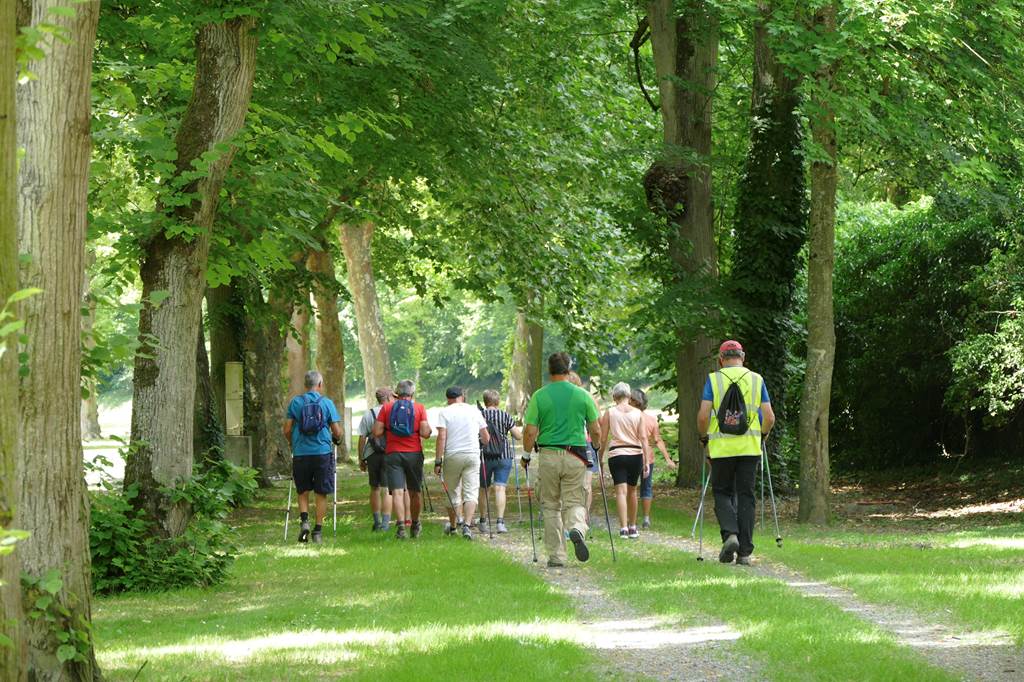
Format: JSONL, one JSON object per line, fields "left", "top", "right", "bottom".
{"left": 90, "top": 458, "right": 257, "bottom": 594}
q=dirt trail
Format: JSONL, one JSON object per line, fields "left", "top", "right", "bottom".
{"left": 640, "top": 530, "right": 1022, "bottom": 682}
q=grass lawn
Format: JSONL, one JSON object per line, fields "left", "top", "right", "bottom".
{"left": 645, "top": 489, "right": 1024, "bottom": 646}
{"left": 92, "top": 481, "right": 597, "bottom": 681}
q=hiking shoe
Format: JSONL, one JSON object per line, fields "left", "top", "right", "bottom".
{"left": 298, "top": 520, "right": 310, "bottom": 543}
{"left": 547, "top": 558, "right": 565, "bottom": 568}
{"left": 380, "top": 522, "right": 390, "bottom": 533}
{"left": 628, "top": 526, "right": 639, "bottom": 539}
{"left": 719, "top": 534, "right": 739, "bottom": 563}
{"left": 462, "top": 524, "right": 473, "bottom": 541}
{"left": 311, "top": 528, "right": 323, "bottom": 544}
{"left": 736, "top": 555, "right": 752, "bottom": 566}
{"left": 410, "top": 521, "right": 422, "bottom": 538}
{"left": 641, "top": 519, "right": 651, "bottom": 530}
{"left": 568, "top": 528, "right": 590, "bottom": 562}
{"left": 477, "top": 519, "right": 488, "bottom": 535}
{"left": 444, "top": 522, "right": 455, "bottom": 536}
{"left": 496, "top": 519, "right": 508, "bottom": 534}
{"left": 371, "top": 522, "right": 381, "bottom": 533}
{"left": 619, "top": 528, "right": 629, "bottom": 538}
{"left": 395, "top": 525, "right": 407, "bottom": 540}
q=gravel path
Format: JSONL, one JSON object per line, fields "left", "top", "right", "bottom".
{"left": 640, "top": 530, "right": 1022, "bottom": 682}
{"left": 484, "top": 526, "right": 762, "bottom": 681}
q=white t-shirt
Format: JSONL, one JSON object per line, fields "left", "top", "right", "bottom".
{"left": 437, "top": 402, "right": 487, "bottom": 455}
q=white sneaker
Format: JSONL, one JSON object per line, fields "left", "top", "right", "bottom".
{"left": 496, "top": 520, "right": 508, "bottom": 534}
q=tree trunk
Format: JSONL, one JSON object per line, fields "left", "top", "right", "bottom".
{"left": 193, "top": 323, "right": 223, "bottom": 461}
{"left": 208, "top": 282, "right": 244, "bottom": 430}
{"left": 339, "top": 221, "right": 393, "bottom": 398}
{"left": 80, "top": 273, "right": 103, "bottom": 441}
{"left": 242, "top": 288, "right": 291, "bottom": 486}
{"left": 14, "top": 2, "right": 101, "bottom": 678}
{"left": 125, "top": 17, "right": 257, "bottom": 537}
{"left": 506, "top": 308, "right": 543, "bottom": 418}
{"left": 644, "top": 0, "right": 719, "bottom": 487}
{"left": 286, "top": 299, "right": 311, "bottom": 399}
{"left": 798, "top": 3, "right": 838, "bottom": 525}
{"left": 309, "top": 250, "right": 349, "bottom": 461}
{"left": 731, "top": 4, "right": 806, "bottom": 481}
{"left": 0, "top": 0, "right": 24, "bottom": 675}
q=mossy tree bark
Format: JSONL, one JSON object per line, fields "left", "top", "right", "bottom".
{"left": 126, "top": 16, "right": 257, "bottom": 537}
{"left": 0, "top": 0, "right": 24, "bottom": 675}
{"left": 731, "top": 3, "right": 807, "bottom": 479}
{"left": 14, "top": 1, "right": 101, "bottom": 678}
{"left": 798, "top": 3, "right": 838, "bottom": 525}
{"left": 506, "top": 308, "right": 543, "bottom": 419}
{"left": 339, "top": 221, "right": 393, "bottom": 398}
{"left": 644, "top": 0, "right": 719, "bottom": 487}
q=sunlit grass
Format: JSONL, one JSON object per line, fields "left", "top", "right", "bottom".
{"left": 647, "top": 494, "right": 1024, "bottom": 646}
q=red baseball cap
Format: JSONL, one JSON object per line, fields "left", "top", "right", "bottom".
{"left": 719, "top": 340, "right": 743, "bottom": 354}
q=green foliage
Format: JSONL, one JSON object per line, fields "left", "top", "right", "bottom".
{"left": 21, "top": 569, "right": 94, "bottom": 665}
{"left": 831, "top": 197, "right": 1023, "bottom": 466}
{"left": 89, "top": 458, "right": 257, "bottom": 594}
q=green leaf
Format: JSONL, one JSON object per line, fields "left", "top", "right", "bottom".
{"left": 40, "top": 570, "right": 63, "bottom": 595}
{"left": 7, "top": 287, "right": 42, "bottom": 303}
{"left": 35, "top": 595, "right": 53, "bottom": 610}
{"left": 56, "top": 644, "right": 77, "bottom": 663}
{"left": 148, "top": 290, "right": 171, "bottom": 307}
{"left": 0, "top": 320, "right": 24, "bottom": 337}
{"left": 47, "top": 6, "right": 77, "bottom": 18}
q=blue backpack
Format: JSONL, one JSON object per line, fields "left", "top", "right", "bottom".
{"left": 388, "top": 399, "right": 416, "bottom": 437}
{"left": 299, "top": 394, "right": 327, "bottom": 435}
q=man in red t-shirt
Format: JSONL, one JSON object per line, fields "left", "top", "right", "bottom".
{"left": 372, "top": 379, "right": 432, "bottom": 539}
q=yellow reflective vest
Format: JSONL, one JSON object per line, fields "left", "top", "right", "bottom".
{"left": 708, "top": 366, "right": 764, "bottom": 458}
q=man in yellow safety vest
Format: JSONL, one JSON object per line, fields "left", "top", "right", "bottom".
{"left": 697, "top": 340, "right": 775, "bottom": 565}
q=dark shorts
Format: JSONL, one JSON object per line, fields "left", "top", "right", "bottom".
{"left": 480, "top": 457, "right": 513, "bottom": 488}
{"left": 386, "top": 451, "right": 424, "bottom": 493}
{"left": 609, "top": 453, "right": 643, "bottom": 486}
{"left": 365, "top": 451, "right": 387, "bottom": 489}
{"left": 640, "top": 461, "right": 655, "bottom": 499}
{"left": 293, "top": 453, "right": 335, "bottom": 495}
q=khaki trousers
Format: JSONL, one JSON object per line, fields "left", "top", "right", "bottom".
{"left": 538, "top": 447, "right": 588, "bottom": 563}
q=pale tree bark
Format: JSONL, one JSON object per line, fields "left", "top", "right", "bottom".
{"left": 14, "top": 1, "right": 101, "bottom": 678}
{"left": 1, "top": 0, "right": 24, "bottom": 675}
{"left": 286, "top": 299, "right": 311, "bottom": 399}
{"left": 731, "top": 3, "right": 806, "bottom": 480}
{"left": 644, "top": 0, "right": 719, "bottom": 487}
{"left": 506, "top": 308, "right": 543, "bottom": 419}
{"left": 207, "top": 282, "right": 244, "bottom": 430}
{"left": 339, "top": 221, "right": 393, "bottom": 398}
{"left": 126, "top": 17, "right": 257, "bottom": 537}
{"left": 798, "top": 3, "right": 838, "bottom": 525}
{"left": 242, "top": 288, "right": 291, "bottom": 487}
{"left": 309, "top": 250, "right": 349, "bottom": 461}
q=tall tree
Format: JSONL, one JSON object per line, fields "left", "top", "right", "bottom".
{"left": 286, "top": 301, "right": 311, "bottom": 398}
{"left": 0, "top": 0, "right": 23, "bottom": 674}
{"left": 309, "top": 249, "right": 349, "bottom": 461}
{"left": 15, "top": 1, "right": 101, "bottom": 677}
{"left": 731, "top": 2, "right": 807, "bottom": 472}
{"left": 798, "top": 2, "right": 838, "bottom": 524}
{"left": 340, "top": 221, "right": 393, "bottom": 396}
{"left": 506, "top": 308, "right": 543, "bottom": 418}
{"left": 126, "top": 14, "right": 257, "bottom": 537}
{"left": 643, "top": 0, "right": 720, "bottom": 486}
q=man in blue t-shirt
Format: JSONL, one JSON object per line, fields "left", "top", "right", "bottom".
{"left": 282, "top": 370, "right": 343, "bottom": 543}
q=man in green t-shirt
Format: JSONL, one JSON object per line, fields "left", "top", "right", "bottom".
{"left": 523, "top": 352, "right": 601, "bottom": 567}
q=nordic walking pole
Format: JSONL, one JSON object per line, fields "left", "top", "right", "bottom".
{"left": 422, "top": 475, "right": 434, "bottom": 513}
{"left": 691, "top": 450, "right": 712, "bottom": 539}
{"left": 760, "top": 451, "right": 766, "bottom": 531}
{"left": 513, "top": 452, "right": 523, "bottom": 523}
{"left": 435, "top": 463, "right": 458, "bottom": 528}
{"left": 524, "top": 460, "right": 538, "bottom": 562}
{"left": 480, "top": 455, "right": 494, "bottom": 539}
{"left": 284, "top": 479, "right": 293, "bottom": 542}
{"left": 696, "top": 446, "right": 708, "bottom": 562}
{"left": 762, "top": 439, "right": 782, "bottom": 547}
{"left": 596, "top": 451, "right": 617, "bottom": 562}
{"left": 332, "top": 447, "right": 338, "bottom": 538}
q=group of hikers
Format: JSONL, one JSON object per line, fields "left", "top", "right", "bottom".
{"left": 283, "top": 340, "right": 772, "bottom": 567}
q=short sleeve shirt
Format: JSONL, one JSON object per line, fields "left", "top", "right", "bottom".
{"left": 376, "top": 400, "right": 429, "bottom": 454}
{"left": 286, "top": 392, "right": 341, "bottom": 456}
{"left": 525, "top": 381, "right": 600, "bottom": 448}
{"left": 437, "top": 402, "right": 487, "bottom": 455}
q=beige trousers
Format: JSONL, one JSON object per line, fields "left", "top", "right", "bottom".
{"left": 442, "top": 451, "right": 480, "bottom": 507}
{"left": 538, "top": 447, "right": 588, "bottom": 564}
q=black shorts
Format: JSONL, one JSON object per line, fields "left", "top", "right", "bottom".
{"left": 292, "top": 453, "right": 335, "bottom": 495}
{"left": 365, "top": 451, "right": 388, "bottom": 489}
{"left": 608, "top": 453, "right": 643, "bottom": 486}
{"left": 386, "top": 451, "right": 424, "bottom": 493}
